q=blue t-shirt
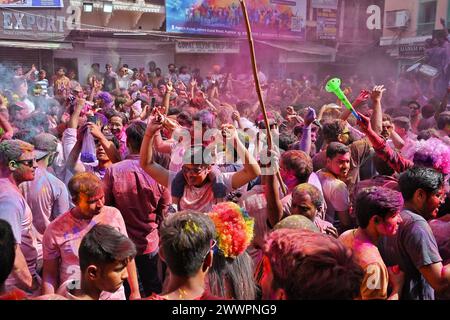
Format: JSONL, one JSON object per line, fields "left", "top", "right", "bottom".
{"left": 378, "top": 209, "right": 442, "bottom": 300}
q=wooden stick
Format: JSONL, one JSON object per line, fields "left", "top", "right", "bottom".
{"left": 239, "top": 0, "right": 287, "bottom": 195}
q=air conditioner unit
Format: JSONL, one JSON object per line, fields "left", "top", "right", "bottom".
{"left": 385, "top": 10, "right": 409, "bottom": 29}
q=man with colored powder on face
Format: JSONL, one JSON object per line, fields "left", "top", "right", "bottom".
{"left": 41, "top": 172, "right": 140, "bottom": 299}
{"left": 19, "top": 133, "right": 70, "bottom": 274}
{"left": 0, "top": 139, "right": 39, "bottom": 295}
{"left": 140, "top": 117, "right": 261, "bottom": 212}
{"left": 317, "top": 142, "right": 353, "bottom": 233}
{"left": 108, "top": 111, "right": 128, "bottom": 160}
{"left": 378, "top": 167, "right": 450, "bottom": 300}
{"left": 339, "top": 187, "right": 405, "bottom": 300}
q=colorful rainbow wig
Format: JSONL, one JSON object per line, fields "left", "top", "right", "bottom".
{"left": 403, "top": 138, "right": 450, "bottom": 175}
{"left": 208, "top": 202, "right": 254, "bottom": 259}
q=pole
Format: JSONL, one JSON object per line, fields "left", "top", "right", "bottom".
{"left": 239, "top": 0, "right": 287, "bottom": 194}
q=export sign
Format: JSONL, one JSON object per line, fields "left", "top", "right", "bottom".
{"left": 0, "top": 8, "right": 75, "bottom": 40}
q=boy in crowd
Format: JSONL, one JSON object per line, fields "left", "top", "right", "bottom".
{"left": 59, "top": 224, "right": 137, "bottom": 300}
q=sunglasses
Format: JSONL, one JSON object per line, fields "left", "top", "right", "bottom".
{"left": 182, "top": 165, "right": 207, "bottom": 174}
{"left": 15, "top": 158, "right": 37, "bottom": 168}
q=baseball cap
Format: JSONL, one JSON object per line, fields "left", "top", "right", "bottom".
{"left": 33, "top": 133, "right": 58, "bottom": 159}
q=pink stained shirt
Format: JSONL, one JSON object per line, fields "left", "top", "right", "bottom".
{"left": 0, "top": 178, "right": 38, "bottom": 290}
{"left": 42, "top": 206, "right": 128, "bottom": 288}
{"left": 19, "top": 167, "right": 70, "bottom": 261}
{"left": 103, "top": 154, "right": 170, "bottom": 255}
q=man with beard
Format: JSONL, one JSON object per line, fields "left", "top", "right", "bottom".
{"left": 378, "top": 167, "right": 450, "bottom": 300}
{"left": 317, "top": 142, "right": 353, "bottom": 232}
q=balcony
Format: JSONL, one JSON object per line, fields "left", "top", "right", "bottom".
{"left": 69, "top": 0, "right": 165, "bottom": 29}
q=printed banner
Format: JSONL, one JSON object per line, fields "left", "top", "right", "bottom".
{"left": 0, "top": 0, "right": 63, "bottom": 8}
{"left": 316, "top": 8, "right": 337, "bottom": 40}
{"left": 176, "top": 40, "right": 240, "bottom": 53}
{"left": 166, "top": 0, "right": 307, "bottom": 40}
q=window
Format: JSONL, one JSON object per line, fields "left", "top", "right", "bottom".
{"left": 417, "top": 0, "right": 437, "bottom": 35}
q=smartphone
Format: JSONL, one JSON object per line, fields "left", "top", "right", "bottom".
{"left": 150, "top": 97, "right": 156, "bottom": 109}
{"left": 87, "top": 115, "right": 97, "bottom": 124}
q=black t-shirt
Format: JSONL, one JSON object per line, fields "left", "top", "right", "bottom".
{"left": 378, "top": 209, "right": 442, "bottom": 300}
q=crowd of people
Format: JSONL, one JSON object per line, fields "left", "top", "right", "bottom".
{"left": 0, "top": 48, "right": 449, "bottom": 301}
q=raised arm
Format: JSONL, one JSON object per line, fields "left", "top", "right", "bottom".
{"left": 340, "top": 89, "right": 370, "bottom": 122}
{"left": 140, "top": 117, "right": 170, "bottom": 187}
{"left": 297, "top": 107, "right": 316, "bottom": 155}
{"left": 163, "top": 82, "right": 173, "bottom": 115}
{"left": 24, "top": 64, "right": 37, "bottom": 80}
{"left": 65, "top": 128, "right": 86, "bottom": 174}
{"left": 86, "top": 123, "right": 121, "bottom": 163}
{"left": 357, "top": 112, "right": 413, "bottom": 173}
{"left": 264, "top": 166, "right": 284, "bottom": 228}
{"left": 223, "top": 124, "right": 261, "bottom": 189}
{"left": 370, "top": 85, "right": 386, "bottom": 134}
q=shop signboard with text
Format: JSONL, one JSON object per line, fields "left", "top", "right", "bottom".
{"left": 166, "top": 0, "right": 306, "bottom": 40}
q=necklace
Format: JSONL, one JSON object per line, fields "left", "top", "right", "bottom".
{"left": 178, "top": 288, "right": 188, "bottom": 300}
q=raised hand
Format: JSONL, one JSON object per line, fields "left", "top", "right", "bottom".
{"left": 356, "top": 112, "right": 372, "bottom": 133}
{"left": 166, "top": 81, "right": 173, "bottom": 92}
{"left": 371, "top": 85, "right": 386, "bottom": 103}
{"left": 304, "top": 107, "right": 317, "bottom": 127}
{"left": 231, "top": 110, "right": 240, "bottom": 122}
{"left": 286, "top": 106, "right": 296, "bottom": 116}
{"left": 86, "top": 122, "right": 103, "bottom": 139}
{"left": 354, "top": 89, "right": 371, "bottom": 107}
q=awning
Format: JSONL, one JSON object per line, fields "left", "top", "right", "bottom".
{"left": 255, "top": 40, "right": 337, "bottom": 56}
{"left": 0, "top": 40, "right": 73, "bottom": 50}
{"left": 255, "top": 40, "right": 337, "bottom": 63}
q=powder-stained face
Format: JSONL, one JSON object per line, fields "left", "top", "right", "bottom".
{"left": 279, "top": 166, "right": 298, "bottom": 193}
{"left": 376, "top": 211, "right": 403, "bottom": 236}
{"left": 77, "top": 190, "right": 105, "bottom": 219}
{"left": 12, "top": 151, "right": 37, "bottom": 183}
{"left": 95, "top": 142, "right": 109, "bottom": 162}
{"left": 291, "top": 192, "right": 317, "bottom": 221}
{"left": 423, "top": 187, "right": 446, "bottom": 220}
{"left": 327, "top": 152, "right": 350, "bottom": 179}
{"left": 182, "top": 164, "right": 211, "bottom": 187}
{"left": 108, "top": 116, "right": 124, "bottom": 137}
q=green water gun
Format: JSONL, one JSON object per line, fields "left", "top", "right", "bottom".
{"left": 325, "top": 78, "right": 361, "bottom": 121}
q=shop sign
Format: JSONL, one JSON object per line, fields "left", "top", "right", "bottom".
{"left": 176, "top": 41, "right": 240, "bottom": 54}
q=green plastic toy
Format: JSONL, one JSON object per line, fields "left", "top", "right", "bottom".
{"left": 325, "top": 78, "right": 361, "bottom": 121}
